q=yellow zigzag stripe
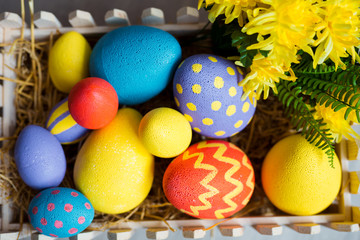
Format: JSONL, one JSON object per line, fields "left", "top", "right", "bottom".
{"left": 242, "top": 155, "right": 255, "bottom": 205}
{"left": 212, "top": 143, "right": 242, "bottom": 219}
{"left": 180, "top": 141, "right": 219, "bottom": 217}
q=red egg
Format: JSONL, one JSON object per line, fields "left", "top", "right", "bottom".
{"left": 68, "top": 77, "right": 118, "bottom": 129}
{"left": 163, "top": 140, "right": 255, "bottom": 219}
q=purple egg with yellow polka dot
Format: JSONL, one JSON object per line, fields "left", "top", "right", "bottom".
{"left": 173, "top": 54, "right": 256, "bottom": 138}
{"left": 28, "top": 187, "right": 94, "bottom": 238}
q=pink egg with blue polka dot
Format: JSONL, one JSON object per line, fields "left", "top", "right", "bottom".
{"left": 28, "top": 187, "right": 94, "bottom": 238}
{"left": 173, "top": 54, "right": 256, "bottom": 138}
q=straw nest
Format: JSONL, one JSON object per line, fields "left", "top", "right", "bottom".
{"left": 0, "top": 8, "right": 297, "bottom": 233}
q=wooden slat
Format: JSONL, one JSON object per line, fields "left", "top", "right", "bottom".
{"left": 146, "top": 227, "right": 169, "bottom": 240}
{"left": 352, "top": 207, "right": 360, "bottom": 223}
{"left": 69, "top": 230, "right": 101, "bottom": 240}
{"left": 329, "top": 222, "right": 360, "bottom": 232}
{"left": 292, "top": 223, "right": 321, "bottom": 234}
{"left": 0, "top": 231, "right": 21, "bottom": 240}
{"left": 218, "top": 225, "right": 244, "bottom": 237}
{"left": 107, "top": 228, "right": 132, "bottom": 240}
{"left": 350, "top": 172, "right": 360, "bottom": 194}
{"left": 0, "top": 12, "right": 23, "bottom": 28}
{"left": 34, "top": 11, "right": 62, "bottom": 28}
{"left": 141, "top": 8, "right": 165, "bottom": 25}
{"left": 1, "top": 28, "right": 17, "bottom": 232}
{"left": 182, "top": 226, "right": 206, "bottom": 239}
{"left": 255, "top": 224, "right": 282, "bottom": 236}
{"left": 337, "top": 140, "right": 353, "bottom": 221}
{"left": 105, "top": 9, "right": 130, "bottom": 26}
{"left": 31, "top": 233, "right": 54, "bottom": 240}
{"left": 176, "top": 7, "right": 199, "bottom": 24}
{"left": 0, "top": 28, "right": 3, "bottom": 142}
{"left": 347, "top": 139, "right": 360, "bottom": 160}
{"left": 68, "top": 10, "right": 96, "bottom": 27}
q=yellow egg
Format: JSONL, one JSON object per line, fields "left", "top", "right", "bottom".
{"left": 49, "top": 31, "right": 91, "bottom": 93}
{"left": 262, "top": 134, "right": 341, "bottom": 215}
{"left": 138, "top": 107, "right": 192, "bottom": 158}
{"left": 73, "top": 108, "right": 154, "bottom": 214}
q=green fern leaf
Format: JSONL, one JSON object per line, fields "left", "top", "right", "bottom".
{"left": 275, "top": 80, "right": 336, "bottom": 166}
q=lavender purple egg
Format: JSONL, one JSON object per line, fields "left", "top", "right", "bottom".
{"left": 28, "top": 187, "right": 94, "bottom": 238}
{"left": 14, "top": 125, "right": 66, "bottom": 190}
{"left": 173, "top": 54, "right": 256, "bottom": 138}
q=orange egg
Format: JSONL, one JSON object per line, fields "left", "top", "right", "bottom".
{"left": 163, "top": 140, "right": 255, "bottom": 219}
{"left": 68, "top": 77, "right": 118, "bottom": 129}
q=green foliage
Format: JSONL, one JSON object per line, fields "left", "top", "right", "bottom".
{"left": 292, "top": 54, "right": 360, "bottom": 122}
{"left": 276, "top": 80, "right": 335, "bottom": 167}
{"left": 230, "top": 30, "right": 259, "bottom": 67}
{"left": 276, "top": 53, "right": 360, "bottom": 166}
{"left": 224, "top": 25, "right": 269, "bottom": 67}
{"left": 211, "top": 22, "right": 360, "bottom": 166}
{"left": 210, "top": 19, "right": 239, "bottom": 57}
{"left": 210, "top": 20, "right": 269, "bottom": 66}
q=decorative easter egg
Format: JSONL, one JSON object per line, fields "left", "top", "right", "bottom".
{"left": 262, "top": 134, "right": 342, "bottom": 215}
{"left": 74, "top": 108, "right": 154, "bottom": 214}
{"left": 89, "top": 25, "right": 182, "bottom": 105}
{"left": 163, "top": 140, "right": 255, "bottom": 219}
{"left": 49, "top": 31, "right": 91, "bottom": 93}
{"left": 68, "top": 77, "right": 119, "bottom": 129}
{"left": 139, "top": 107, "right": 192, "bottom": 158}
{"left": 14, "top": 125, "right": 66, "bottom": 190}
{"left": 28, "top": 187, "right": 94, "bottom": 238}
{"left": 173, "top": 54, "right": 256, "bottom": 138}
{"left": 46, "top": 97, "right": 90, "bottom": 144}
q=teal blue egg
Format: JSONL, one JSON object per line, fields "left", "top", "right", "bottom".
{"left": 89, "top": 25, "right": 182, "bottom": 105}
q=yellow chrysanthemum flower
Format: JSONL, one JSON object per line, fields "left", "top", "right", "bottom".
{"left": 312, "top": 103, "right": 360, "bottom": 143}
{"left": 198, "top": 0, "right": 259, "bottom": 26}
{"left": 242, "top": 0, "right": 321, "bottom": 68}
{"left": 238, "top": 54, "right": 296, "bottom": 101}
{"left": 313, "top": 0, "right": 360, "bottom": 69}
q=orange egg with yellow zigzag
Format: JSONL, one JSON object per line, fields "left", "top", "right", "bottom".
{"left": 163, "top": 140, "right": 255, "bottom": 219}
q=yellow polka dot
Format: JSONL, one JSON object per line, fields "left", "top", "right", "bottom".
{"left": 234, "top": 120, "right": 243, "bottom": 128}
{"left": 174, "top": 97, "right": 180, "bottom": 107}
{"left": 236, "top": 66, "right": 243, "bottom": 75}
{"left": 253, "top": 99, "right": 257, "bottom": 108}
{"left": 215, "top": 131, "right": 225, "bottom": 136}
{"left": 192, "top": 84, "right": 202, "bottom": 94}
{"left": 227, "top": 67, "right": 235, "bottom": 75}
{"left": 211, "top": 101, "right": 222, "bottom": 111}
{"left": 193, "top": 127, "right": 201, "bottom": 132}
{"left": 176, "top": 84, "right": 183, "bottom": 94}
{"left": 192, "top": 63, "right": 202, "bottom": 73}
{"left": 242, "top": 102, "right": 250, "bottom": 113}
{"left": 178, "top": 60, "right": 184, "bottom": 69}
{"left": 226, "top": 105, "right": 236, "bottom": 116}
{"left": 187, "top": 102, "right": 197, "bottom": 111}
{"left": 214, "top": 76, "right": 224, "bottom": 89}
{"left": 184, "top": 114, "right": 193, "bottom": 122}
{"left": 229, "top": 87, "right": 237, "bottom": 97}
{"left": 202, "top": 118, "right": 214, "bottom": 126}
{"left": 208, "top": 56, "right": 217, "bottom": 62}
{"left": 247, "top": 117, "right": 253, "bottom": 125}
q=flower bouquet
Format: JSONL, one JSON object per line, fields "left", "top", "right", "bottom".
{"left": 199, "top": 0, "right": 360, "bottom": 166}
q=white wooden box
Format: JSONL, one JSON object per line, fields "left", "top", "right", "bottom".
{"left": 0, "top": 6, "right": 359, "bottom": 240}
